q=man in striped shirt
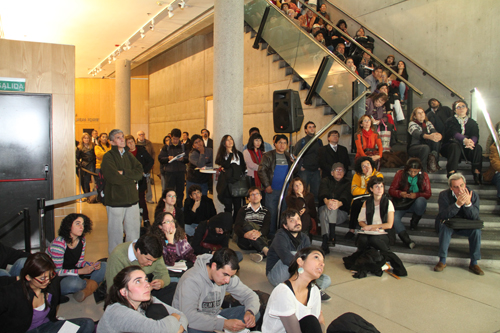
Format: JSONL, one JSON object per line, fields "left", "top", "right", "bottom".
{"left": 234, "top": 187, "right": 271, "bottom": 263}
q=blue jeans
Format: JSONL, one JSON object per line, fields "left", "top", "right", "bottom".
{"left": 399, "top": 81, "right": 406, "bottom": 101}
{"left": 438, "top": 223, "right": 481, "bottom": 263}
{"left": 187, "top": 305, "right": 261, "bottom": 333}
{"left": 267, "top": 259, "right": 331, "bottom": 290}
{"left": 185, "top": 223, "right": 198, "bottom": 237}
{"left": 492, "top": 172, "right": 500, "bottom": 198}
{"left": 298, "top": 169, "right": 321, "bottom": 203}
{"left": 26, "top": 318, "right": 95, "bottom": 333}
{"left": 393, "top": 197, "right": 427, "bottom": 233}
{"left": 60, "top": 262, "right": 107, "bottom": 295}
{"left": 0, "top": 257, "right": 26, "bottom": 277}
{"left": 186, "top": 180, "right": 208, "bottom": 196}
{"left": 265, "top": 189, "right": 282, "bottom": 237}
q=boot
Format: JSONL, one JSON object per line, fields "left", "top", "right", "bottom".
{"left": 398, "top": 230, "right": 416, "bottom": 249}
{"left": 329, "top": 224, "right": 336, "bottom": 247}
{"left": 321, "top": 234, "right": 330, "bottom": 254}
{"left": 410, "top": 213, "right": 422, "bottom": 231}
{"left": 427, "top": 154, "right": 438, "bottom": 173}
{"left": 74, "top": 279, "right": 99, "bottom": 302}
{"left": 387, "top": 228, "right": 396, "bottom": 246}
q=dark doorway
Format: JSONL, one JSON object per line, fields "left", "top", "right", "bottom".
{"left": 0, "top": 93, "right": 53, "bottom": 249}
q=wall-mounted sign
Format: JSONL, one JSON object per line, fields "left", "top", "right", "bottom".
{"left": 76, "top": 118, "right": 100, "bottom": 122}
{"left": 0, "top": 77, "right": 26, "bottom": 92}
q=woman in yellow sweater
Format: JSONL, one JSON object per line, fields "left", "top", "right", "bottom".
{"left": 344, "top": 156, "right": 383, "bottom": 239}
{"left": 94, "top": 132, "right": 111, "bottom": 173}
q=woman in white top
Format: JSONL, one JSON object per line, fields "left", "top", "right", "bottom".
{"left": 356, "top": 176, "right": 394, "bottom": 253}
{"left": 262, "top": 246, "right": 325, "bottom": 333}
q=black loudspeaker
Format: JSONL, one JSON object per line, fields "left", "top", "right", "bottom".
{"left": 273, "top": 89, "right": 304, "bottom": 133}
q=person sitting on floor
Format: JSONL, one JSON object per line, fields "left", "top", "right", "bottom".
{"left": 318, "top": 163, "right": 352, "bottom": 253}
{"left": 183, "top": 185, "right": 217, "bottom": 237}
{"left": 389, "top": 158, "right": 431, "bottom": 248}
{"left": 155, "top": 188, "right": 185, "bottom": 228}
{"left": 234, "top": 187, "right": 271, "bottom": 263}
{"left": 191, "top": 212, "right": 235, "bottom": 257}
{"left": 0, "top": 242, "right": 28, "bottom": 277}
{"left": 151, "top": 212, "right": 197, "bottom": 282}
{"left": 47, "top": 213, "right": 105, "bottom": 302}
{"left": 97, "top": 266, "right": 188, "bottom": 333}
{"left": 345, "top": 157, "right": 383, "bottom": 240}
{"left": 266, "top": 209, "right": 332, "bottom": 302}
{"left": 434, "top": 173, "right": 483, "bottom": 275}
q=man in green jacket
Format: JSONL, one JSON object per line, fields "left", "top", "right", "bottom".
{"left": 102, "top": 129, "right": 144, "bottom": 254}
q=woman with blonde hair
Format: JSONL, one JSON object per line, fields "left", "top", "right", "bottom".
{"left": 76, "top": 132, "right": 96, "bottom": 193}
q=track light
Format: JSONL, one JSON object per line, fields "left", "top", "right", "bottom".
{"left": 168, "top": 10, "right": 174, "bottom": 18}
{"left": 140, "top": 28, "right": 145, "bottom": 38}
{"left": 179, "top": 0, "right": 185, "bottom": 9}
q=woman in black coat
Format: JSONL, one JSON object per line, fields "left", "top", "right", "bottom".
{"left": 126, "top": 135, "right": 154, "bottom": 225}
{"left": 76, "top": 132, "right": 96, "bottom": 193}
{"left": 440, "top": 100, "right": 483, "bottom": 184}
{"left": 215, "top": 134, "right": 247, "bottom": 223}
{"left": 0, "top": 252, "right": 94, "bottom": 333}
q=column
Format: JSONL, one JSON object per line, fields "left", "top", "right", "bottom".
{"left": 115, "top": 59, "right": 131, "bottom": 134}
{"left": 212, "top": 0, "right": 244, "bottom": 207}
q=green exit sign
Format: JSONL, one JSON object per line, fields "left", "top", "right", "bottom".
{"left": 0, "top": 77, "right": 26, "bottom": 92}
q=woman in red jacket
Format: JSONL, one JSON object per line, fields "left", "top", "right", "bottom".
{"left": 354, "top": 115, "right": 383, "bottom": 164}
{"left": 389, "top": 158, "right": 431, "bottom": 248}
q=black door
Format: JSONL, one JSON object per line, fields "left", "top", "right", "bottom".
{"left": 0, "top": 93, "right": 53, "bottom": 249}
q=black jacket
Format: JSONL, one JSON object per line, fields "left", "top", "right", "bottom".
{"left": 132, "top": 146, "right": 154, "bottom": 192}
{"left": 442, "top": 116, "right": 480, "bottom": 148}
{"left": 318, "top": 144, "right": 350, "bottom": 178}
{"left": 0, "top": 243, "right": 28, "bottom": 270}
{"left": 318, "top": 176, "right": 352, "bottom": 211}
{"left": 158, "top": 143, "right": 188, "bottom": 174}
{"left": 191, "top": 213, "right": 232, "bottom": 255}
{"left": 425, "top": 106, "right": 452, "bottom": 136}
{"left": 184, "top": 195, "right": 217, "bottom": 225}
{"left": 216, "top": 152, "right": 246, "bottom": 199}
{"left": 0, "top": 276, "right": 61, "bottom": 333}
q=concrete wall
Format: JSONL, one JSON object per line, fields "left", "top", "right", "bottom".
{"left": 326, "top": 0, "right": 500, "bottom": 146}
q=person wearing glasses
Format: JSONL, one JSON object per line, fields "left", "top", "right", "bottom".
{"left": 47, "top": 213, "right": 106, "bottom": 302}
{"left": 440, "top": 100, "right": 483, "bottom": 184}
{"left": 151, "top": 212, "right": 196, "bottom": 282}
{"left": 154, "top": 189, "right": 185, "bottom": 229}
{"left": 0, "top": 252, "right": 94, "bottom": 333}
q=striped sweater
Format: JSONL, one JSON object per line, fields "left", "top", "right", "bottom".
{"left": 47, "top": 236, "right": 89, "bottom": 276}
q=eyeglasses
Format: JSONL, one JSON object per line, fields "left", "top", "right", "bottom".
{"left": 456, "top": 105, "right": 467, "bottom": 110}
{"left": 162, "top": 220, "right": 175, "bottom": 224}
{"left": 361, "top": 164, "right": 371, "bottom": 169}
{"left": 33, "top": 271, "right": 56, "bottom": 284}
{"left": 250, "top": 193, "right": 261, "bottom": 197}
{"left": 167, "top": 195, "right": 177, "bottom": 198}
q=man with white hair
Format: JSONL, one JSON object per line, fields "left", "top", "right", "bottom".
{"left": 434, "top": 172, "right": 483, "bottom": 275}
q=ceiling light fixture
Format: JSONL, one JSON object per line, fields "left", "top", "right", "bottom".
{"left": 140, "top": 28, "right": 145, "bottom": 38}
{"left": 179, "top": 0, "right": 186, "bottom": 9}
{"left": 168, "top": 5, "right": 174, "bottom": 18}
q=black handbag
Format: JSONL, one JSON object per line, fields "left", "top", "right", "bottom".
{"left": 443, "top": 218, "right": 484, "bottom": 230}
{"left": 392, "top": 198, "right": 416, "bottom": 211}
{"left": 228, "top": 174, "right": 250, "bottom": 197}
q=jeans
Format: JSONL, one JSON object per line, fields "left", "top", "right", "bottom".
{"left": 26, "top": 318, "right": 95, "bottom": 333}
{"left": 187, "top": 305, "right": 261, "bottom": 333}
{"left": 438, "top": 223, "right": 481, "bottom": 262}
{"left": 319, "top": 206, "right": 348, "bottom": 236}
{"left": 0, "top": 257, "right": 26, "bottom": 277}
{"left": 60, "top": 262, "right": 107, "bottom": 295}
{"left": 265, "top": 189, "right": 282, "bottom": 237}
{"left": 166, "top": 171, "right": 186, "bottom": 208}
{"left": 298, "top": 169, "right": 321, "bottom": 203}
{"left": 267, "top": 259, "right": 331, "bottom": 290}
{"left": 393, "top": 197, "right": 427, "bottom": 233}
{"left": 184, "top": 223, "right": 198, "bottom": 237}
{"left": 106, "top": 204, "right": 140, "bottom": 254}
{"left": 399, "top": 81, "right": 406, "bottom": 101}
{"left": 221, "top": 195, "right": 243, "bottom": 223}
{"left": 492, "top": 172, "right": 500, "bottom": 198}
{"left": 186, "top": 180, "right": 208, "bottom": 196}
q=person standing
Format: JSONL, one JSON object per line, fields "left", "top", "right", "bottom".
{"left": 101, "top": 129, "right": 144, "bottom": 254}
{"left": 136, "top": 131, "right": 156, "bottom": 204}
{"left": 187, "top": 134, "right": 213, "bottom": 196}
{"left": 76, "top": 132, "right": 96, "bottom": 194}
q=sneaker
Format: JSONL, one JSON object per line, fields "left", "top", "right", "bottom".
{"left": 320, "top": 289, "right": 331, "bottom": 302}
{"left": 249, "top": 253, "right": 263, "bottom": 263}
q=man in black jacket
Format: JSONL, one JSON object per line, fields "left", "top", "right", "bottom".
{"left": 318, "top": 163, "right": 352, "bottom": 253}
{"left": 425, "top": 98, "right": 452, "bottom": 137}
{"left": 158, "top": 128, "right": 188, "bottom": 207}
{"left": 318, "top": 130, "right": 350, "bottom": 178}
{"left": 184, "top": 184, "right": 217, "bottom": 236}
{"left": 0, "top": 243, "right": 28, "bottom": 277}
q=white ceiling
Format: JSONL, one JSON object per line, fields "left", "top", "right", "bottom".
{"left": 0, "top": 0, "right": 214, "bottom": 78}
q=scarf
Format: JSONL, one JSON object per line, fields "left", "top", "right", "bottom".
{"left": 407, "top": 175, "right": 419, "bottom": 193}
{"left": 414, "top": 119, "right": 427, "bottom": 133}
{"left": 454, "top": 114, "right": 469, "bottom": 135}
{"left": 361, "top": 129, "right": 376, "bottom": 150}
{"left": 249, "top": 149, "right": 263, "bottom": 188}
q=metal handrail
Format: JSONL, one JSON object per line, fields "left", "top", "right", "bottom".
{"left": 296, "top": 0, "right": 423, "bottom": 96}
{"left": 256, "top": 0, "right": 369, "bottom": 88}
{"left": 323, "top": 0, "right": 463, "bottom": 100}
{"left": 276, "top": 89, "right": 372, "bottom": 230}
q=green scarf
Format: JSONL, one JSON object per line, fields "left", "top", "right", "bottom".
{"left": 408, "top": 175, "right": 419, "bottom": 193}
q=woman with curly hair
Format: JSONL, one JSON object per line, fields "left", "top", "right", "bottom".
{"left": 389, "top": 158, "right": 431, "bottom": 248}
{"left": 47, "top": 213, "right": 106, "bottom": 302}
{"left": 285, "top": 177, "right": 317, "bottom": 238}
{"left": 151, "top": 212, "right": 196, "bottom": 281}
{"left": 344, "top": 157, "right": 383, "bottom": 240}
{"left": 97, "top": 266, "right": 187, "bottom": 333}
{"left": 76, "top": 132, "right": 96, "bottom": 193}
{"left": 154, "top": 189, "right": 185, "bottom": 228}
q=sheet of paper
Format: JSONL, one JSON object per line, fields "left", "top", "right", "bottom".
{"left": 58, "top": 321, "right": 80, "bottom": 333}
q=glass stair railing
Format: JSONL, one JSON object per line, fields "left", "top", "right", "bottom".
{"left": 322, "top": 0, "right": 464, "bottom": 108}
{"left": 244, "top": 0, "right": 370, "bottom": 127}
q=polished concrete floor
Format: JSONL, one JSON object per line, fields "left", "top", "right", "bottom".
{"left": 57, "top": 197, "right": 500, "bottom": 332}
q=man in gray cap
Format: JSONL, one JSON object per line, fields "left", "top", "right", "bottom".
{"left": 318, "top": 162, "right": 352, "bottom": 253}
